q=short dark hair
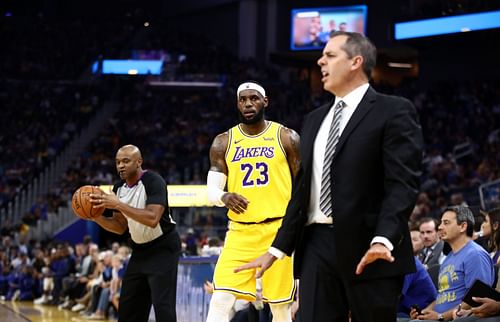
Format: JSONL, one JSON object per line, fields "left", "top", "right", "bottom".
{"left": 329, "top": 31, "right": 377, "bottom": 80}
{"left": 444, "top": 205, "right": 475, "bottom": 237}
{"left": 409, "top": 222, "right": 420, "bottom": 232}
{"left": 418, "top": 217, "right": 440, "bottom": 231}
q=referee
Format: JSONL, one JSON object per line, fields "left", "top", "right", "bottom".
{"left": 90, "top": 144, "right": 181, "bottom": 322}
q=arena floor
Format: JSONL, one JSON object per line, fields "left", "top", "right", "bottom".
{"left": 0, "top": 300, "right": 116, "bottom": 322}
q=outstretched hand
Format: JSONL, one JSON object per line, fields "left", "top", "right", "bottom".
{"left": 355, "top": 243, "right": 394, "bottom": 275}
{"left": 471, "top": 297, "right": 500, "bottom": 318}
{"left": 234, "top": 252, "right": 277, "bottom": 278}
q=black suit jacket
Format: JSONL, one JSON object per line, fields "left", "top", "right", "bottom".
{"left": 273, "top": 86, "right": 424, "bottom": 281}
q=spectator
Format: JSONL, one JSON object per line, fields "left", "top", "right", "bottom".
{"left": 398, "top": 225, "right": 437, "bottom": 319}
{"left": 418, "top": 217, "right": 446, "bottom": 269}
{"left": 201, "top": 237, "right": 223, "bottom": 257}
{"left": 482, "top": 208, "right": 500, "bottom": 265}
{"left": 409, "top": 206, "right": 495, "bottom": 321}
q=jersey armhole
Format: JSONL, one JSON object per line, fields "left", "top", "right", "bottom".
{"left": 224, "top": 128, "right": 233, "bottom": 160}
{"left": 277, "top": 124, "right": 287, "bottom": 158}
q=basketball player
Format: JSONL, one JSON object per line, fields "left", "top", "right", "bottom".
{"left": 206, "top": 81, "right": 300, "bottom": 322}
{"left": 90, "top": 144, "right": 181, "bottom": 322}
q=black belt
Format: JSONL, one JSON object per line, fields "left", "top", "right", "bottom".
{"left": 307, "top": 223, "right": 334, "bottom": 229}
{"left": 232, "top": 217, "right": 283, "bottom": 225}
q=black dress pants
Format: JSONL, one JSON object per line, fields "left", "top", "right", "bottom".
{"left": 298, "top": 224, "right": 403, "bottom": 322}
{"left": 119, "top": 230, "right": 181, "bottom": 322}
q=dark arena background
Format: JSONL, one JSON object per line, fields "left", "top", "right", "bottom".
{"left": 1, "top": 0, "right": 499, "bottom": 321}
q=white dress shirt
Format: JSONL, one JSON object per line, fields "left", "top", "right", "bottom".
{"left": 307, "top": 83, "right": 370, "bottom": 225}
{"left": 269, "top": 83, "right": 393, "bottom": 259}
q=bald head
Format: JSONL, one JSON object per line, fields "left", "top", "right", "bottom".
{"left": 117, "top": 144, "right": 142, "bottom": 159}
{"left": 116, "top": 144, "right": 143, "bottom": 183}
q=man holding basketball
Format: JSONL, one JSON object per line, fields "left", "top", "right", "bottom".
{"left": 90, "top": 144, "right": 181, "bottom": 322}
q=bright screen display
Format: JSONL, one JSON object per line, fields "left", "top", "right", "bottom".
{"left": 92, "top": 59, "right": 164, "bottom": 75}
{"left": 394, "top": 10, "right": 500, "bottom": 40}
{"left": 291, "top": 5, "right": 367, "bottom": 51}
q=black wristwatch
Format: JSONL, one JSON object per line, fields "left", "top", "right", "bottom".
{"left": 437, "top": 313, "right": 445, "bottom": 321}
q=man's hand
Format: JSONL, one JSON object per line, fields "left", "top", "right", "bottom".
{"left": 355, "top": 243, "right": 394, "bottom": 275}
{"left": 409, "top": 307, "right": 420, "bottom": 319}
{"left": 222, "top": 192, "right": 249, "bottom": 214}
{"left": 414, "top": 309, "right": 439, "bottom": 320}
{"left": 471, "top": 297, "right": 500, "bottom": 318}
{"left": 203, "top": 280, "right": 214, "bottom": 294}
{"left": 453, "top": 304, "right": 471, "bottom": 319}
{"left": 90, "top": 188, "right": 119, "bottom": 210}
{"left": 234, "top": 252, "right": 277, "bottom": 278}
{"left": 291, "top": 300, "right": 299, "bottom": 321}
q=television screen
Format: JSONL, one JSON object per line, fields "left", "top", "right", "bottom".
{"left": 92, "top": 59, "right": 164, "bottom": 75}
{"left": 291, "top": 5, "right": 367, "bottom": 51}
{"left": 394, "top": 10, "right": 500, "bottom": 40}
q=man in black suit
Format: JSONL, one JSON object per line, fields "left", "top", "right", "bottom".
{"left": 236, "top": 31, "right": 424, "bottom": 322}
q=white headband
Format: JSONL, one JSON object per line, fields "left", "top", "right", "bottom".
{"left": 237, "top": 82, "right": 266, "bottom": 97}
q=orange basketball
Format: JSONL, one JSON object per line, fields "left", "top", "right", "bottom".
{"left": 71, "top": 185, "right": 104, "bottom": 219}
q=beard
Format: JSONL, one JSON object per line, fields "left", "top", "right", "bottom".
{"left": 238, "top": 108, "right": 265, "bottom": 125}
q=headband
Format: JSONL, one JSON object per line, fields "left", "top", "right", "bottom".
{"left": 237, "top": 82, "right": 266, "bottom": 97}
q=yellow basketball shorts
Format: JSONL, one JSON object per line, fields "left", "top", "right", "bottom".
{"left": 212, "top": 219, "right": 296, "bottom": 304}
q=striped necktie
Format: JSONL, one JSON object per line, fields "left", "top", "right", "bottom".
{"left": 319, "top": 100, "right": 345, "bottom": 217}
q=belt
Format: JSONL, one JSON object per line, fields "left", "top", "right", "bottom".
{"left": 307, "top": 223, "right": 334, "bottom": 229}
{"left": 231, "top": 217, "right": 283, "bottom": 225}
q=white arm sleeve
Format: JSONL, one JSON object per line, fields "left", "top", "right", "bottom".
{"left": 207, "top": 171, "right": 227, "bottom": 207}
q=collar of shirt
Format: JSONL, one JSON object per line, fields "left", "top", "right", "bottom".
{"left": 427, "top": 242, "right": 439, "bottom": 252}
{"left": 332, "top": 82, "right": 370, "bottom": 134}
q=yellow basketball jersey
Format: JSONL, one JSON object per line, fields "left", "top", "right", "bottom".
{"left": 225, "top": 121, "right": 291, "bottom": 223}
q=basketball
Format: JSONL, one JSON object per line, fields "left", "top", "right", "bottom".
{"left": 71, "top": 185, "right": 104, "bottom": 219}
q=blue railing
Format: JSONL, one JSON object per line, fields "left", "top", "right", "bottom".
{"left": 176, "top": 256, "right": 217, "bottom": 322}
